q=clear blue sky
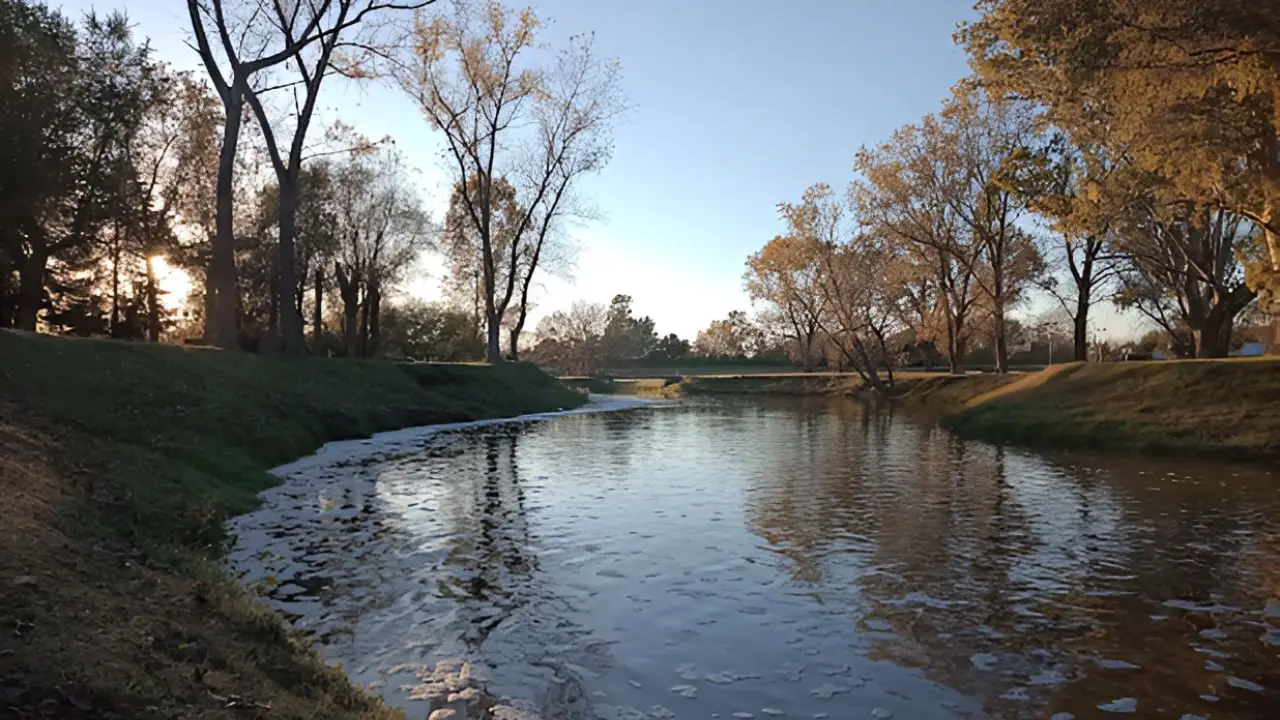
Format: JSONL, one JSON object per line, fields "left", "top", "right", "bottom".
{"left": 59, "top": 0, "right": 1139, "bottom": 340}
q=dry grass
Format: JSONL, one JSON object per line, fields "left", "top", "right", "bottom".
{"left": 0, "top": 413, "right": 402, "bottom": 720}
{"left": 935, "top": 360, "right": 1280, "bottom": 459}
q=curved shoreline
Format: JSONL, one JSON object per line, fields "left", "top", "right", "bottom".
{"left": 0, "top": 331, "right": 591, "bottom": 720}
{"left": 272, "top": 394, "right": 669, "bottom": 477}
{"left": 576, "top": 360, "right": 1280, "bottom": 461}
{"left": 228, "top": 394, "right": 667, "bottom": 718}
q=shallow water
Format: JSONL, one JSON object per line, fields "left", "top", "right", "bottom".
{"left": 227, "top": 396, "right": 1280, "bottom": 719}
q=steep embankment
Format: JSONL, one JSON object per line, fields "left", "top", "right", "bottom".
{"left": 916, "top": 360, "right": 1280, "bottom": 460}
{"left": 0, "top": 330, "right": 583, "bottom": 719}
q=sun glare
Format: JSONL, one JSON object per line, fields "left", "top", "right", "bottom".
{"left": 150, "top": 256, "right": 193, "bottom": 311}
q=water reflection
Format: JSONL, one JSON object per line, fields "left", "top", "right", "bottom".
{"left": 228, "top": 397, "right": 1280, "bottom": 719}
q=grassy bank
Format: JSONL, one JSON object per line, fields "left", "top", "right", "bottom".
{"left": 922, "top": 360, "right": 1280, "bottom": 459}
{"left": 0, "top": 330, "right": 583, "bottom": 719}
{"left": 589, "top": 359, "right": 1279, "bottom": 459}
{"left": 676, "top": 372, "right": 872, "bottom": 395}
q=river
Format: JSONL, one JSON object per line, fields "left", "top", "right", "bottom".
{"left": 227, "top": 396, "right": 1280, "bottom": 719}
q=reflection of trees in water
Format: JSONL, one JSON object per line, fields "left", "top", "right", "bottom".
{"left": 428, "top": 423, "right": 599, "bottom": 719}
{"left": 436, "top": 425, "right": 538, "bottom": 649}
{"left": 743, "top": 403, "right": 1280, "bottom": 717}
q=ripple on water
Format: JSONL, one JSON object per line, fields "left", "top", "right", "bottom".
{"left": 225, "top": 398, "right": 1280, "bottom": 720}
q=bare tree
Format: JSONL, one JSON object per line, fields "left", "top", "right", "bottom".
{"left": 814, "top": 235, "right": 903, "bottom": 391}
{"left": 397, "top": 0, "right": 622, "bottom": 362}
{"left": 331, "top": 149, "right": 430, "bottom": 357}
{"left": 1115, "top": 205, "right": 1259, "bottom": 358}
{"left": 1025, "top": 137, "right": 1127, "bottom": 361}
{"left": 186, "top": 0, "right": 430, "bottom": 351}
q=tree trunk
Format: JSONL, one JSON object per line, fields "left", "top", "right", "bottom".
{"left": 1073, "top": 297, "right": 1090, "bottom": 362}
{"left": 111, "top": 220, "right": 122, "bottom": 336}
{"left": 145, "top": 255, "right": 160, "bottom": 342}
{"left": 946, "top": 311, "right": 967, "bottom": 375}
{"left": 1195, "top": 306, "right": 1233, "bottom": 358}
{"left": 206, "top": 86, "right": 243, "bottom": 349}
{"left": 14, "top": 248, "right": 47, "bottom": 332}
{"left": 992, "top": 306, "right": 1009, "bottom": 374}
{"left": 294, "top": 266, "right": 306, "bottom": 323}
{"left": 486, "top": 311, "right": 502, "bottom": 363}
{"left": 507, "top": 325, "right": 520, "bottom": 361}
{"left": 367, "top": 277, "right": 381, "bottom": 358}
{"left": 946, "top": 326, "right": 960, "bottom": 374}
{"left": 275, "top": 178, "right": 306, "bottom": 354}
{"left": 343, "top": 299, "right": 358, "bottom": 357}
{"left": 312, "top": 267, "right": 323, "bottom": 348}
{"left": 358, "top": 285, "right": 371, "bottom": 359}
{"left": 267, "top": 254, "right": 279, "bottom": 349}
{"left": 508, "top": 304, "right": 529, "bottom": 361}
{"left": 0, "top": 247, "right": 13, "bottom": 328}
{"left": 335, "top": 262, "right": 359, "bottom": 357}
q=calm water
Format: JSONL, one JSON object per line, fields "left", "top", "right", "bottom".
{"left": 227, "top": 397, "right": 1280, "bottom": 719}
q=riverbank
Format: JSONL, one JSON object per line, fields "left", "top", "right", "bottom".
{"left": 574, "top": 358, "right": 1280, "bottom": 459}
{"left": 931, "top": 359, "right": 1280, "bottom": 460}
{"left": 561, "top": 372, "right": 920, "bottom": 397}
{"left": 0, "top": 330, "right": 583, "bottom": 719}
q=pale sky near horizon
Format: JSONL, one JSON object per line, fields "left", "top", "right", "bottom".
{"left": 58, "top": 0, "right": 1143, "bottom": 341}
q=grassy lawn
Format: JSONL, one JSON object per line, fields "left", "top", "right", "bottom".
{"left": 0, "top": 330, "right": 583, "bottom": 719}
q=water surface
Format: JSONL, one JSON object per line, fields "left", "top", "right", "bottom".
{"left": 228, "top": 396, "right": 1280, "bottom": 719}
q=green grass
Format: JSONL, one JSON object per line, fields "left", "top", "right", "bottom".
{"left": 927, "top": 360, "right": 1280, "bottom": 459}
{"left": 0, "top": 330, "right": 584, "bottom": 718}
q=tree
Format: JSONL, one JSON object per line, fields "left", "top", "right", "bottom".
{"left": 530, "top": 300, "right": 607, "bottom": 374}
{"left": 693, "top": 310, "right": 757, "bottom": 358}
{"left": 853, "top": 116, "right": 981, "bottom": 374}
{"left": 962, "top": 0, "right": 1280, "bottom": 338}
{"left": 600, "top": 294, "right": 656, "bottom": 363}
{"left": 812, "top": 233, "right": 906, "bottom": 391}
{"left": 0, "top": 6, "right": 165, "bottom": 333}
{"left": 746, "top": 207, "right": 827, "bottom": 369}
{"left": 380, "top": 299, "right": 485, "bottom": 360}
{"left": 1020, "top": 134, "right": 1127, "bottom": 361}
{"left": 649, "top": 333, "right": 690, "bottom": 361}
{"left": 254, "top": 160, "right": 341, "bottom": 346}
{"left": 329, "top": 149, "right": 430, "bottom": 357}
{"left": 941, "top": 89, "right": 1045, "bottom": 372}
{"left": 187, "top": 0, "right": 430, "bottom": 351}
{"left": 1114, "top": 205, "right": 1260, "bottom": 358}
{"left": 242, "top": 1, "right": 431, "bottom": 353}
{"left": 441, "top": 174, "right": 523, "bottom": 349}
{"left": 398, "top": 0, "right": 623, "bottom": 363}
{"left": 128, "top": 73, "right": 222, "bottom": 342}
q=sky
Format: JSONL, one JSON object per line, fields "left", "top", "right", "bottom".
{"left": 57, "top": 0, "right": 1142, "bottom": 341}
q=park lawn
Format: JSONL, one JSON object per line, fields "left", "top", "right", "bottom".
{"left": 0, "top": 330, "right": 583, "bottom": 719}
